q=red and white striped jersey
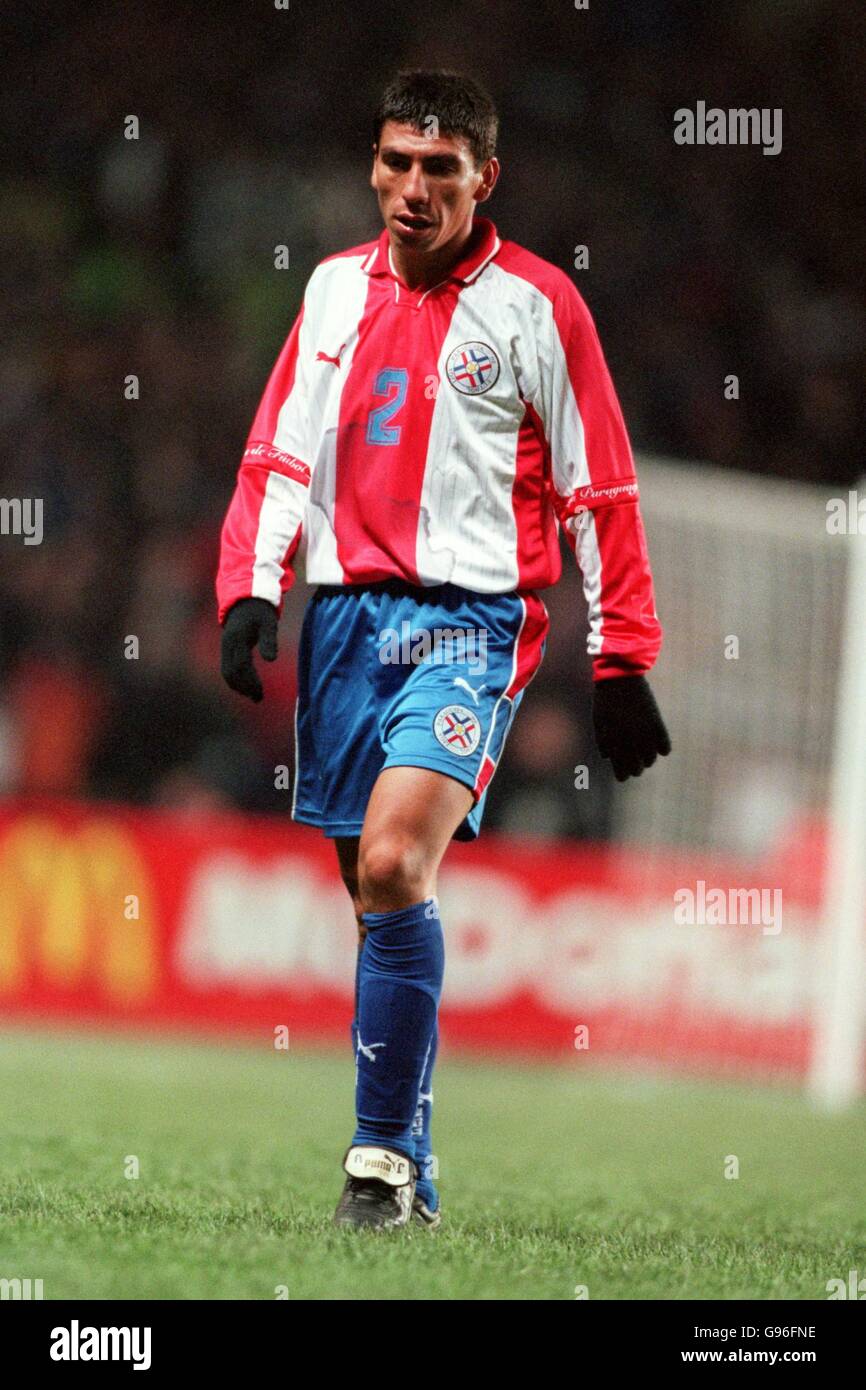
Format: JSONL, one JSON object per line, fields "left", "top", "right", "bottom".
{"left": 217, "top": 216, "right": 662, "bottom": 678}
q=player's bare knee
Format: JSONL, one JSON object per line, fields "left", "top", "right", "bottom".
{"left": 358, "top": 836, "right": 426, "bottom": 911}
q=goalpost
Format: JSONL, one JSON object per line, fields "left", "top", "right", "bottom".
{"left": 619, "top": 457, "right": 866, "bottom": 1107}
{"left": 808, "top": 500, "right": 866, "bottom": 1109}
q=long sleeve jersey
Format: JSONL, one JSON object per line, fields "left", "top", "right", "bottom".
{"left": 216, "top": 216, "right": 662, "bottom": 678}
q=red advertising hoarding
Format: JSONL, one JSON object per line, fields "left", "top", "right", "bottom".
{"left": 0, "top": 799, "right": 824, "bottom": 1075}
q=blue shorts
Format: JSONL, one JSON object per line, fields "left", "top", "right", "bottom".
{"left": 292, "top": 580, "right": 548, "bottom": 841}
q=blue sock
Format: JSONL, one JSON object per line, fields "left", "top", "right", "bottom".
{"left": 351, "top": 897, "right": 444, "bottom": 1163}
{"left": 350, "top": 934, "right": 364, "bottom": 1068}
{"left": 412, "top": 1018, "right": 439, "bottom": 1211}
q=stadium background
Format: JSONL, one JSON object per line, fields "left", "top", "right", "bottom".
{"left": 1, "top": 0, "right": 865, "bottom": 1301}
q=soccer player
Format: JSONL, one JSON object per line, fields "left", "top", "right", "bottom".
{"left": 217, "top": 70, "right": 670, "bottom": 1230}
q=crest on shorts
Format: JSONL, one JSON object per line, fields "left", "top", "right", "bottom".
{"left": 445, "top": 342, "right": 500, "bottom": 395}
{"left": 433, "top": 704, "right": 481, "bottom": 757}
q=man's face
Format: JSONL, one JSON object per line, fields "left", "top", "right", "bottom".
{"left": 371, "top": 120, "right": 498, "bottom": 255}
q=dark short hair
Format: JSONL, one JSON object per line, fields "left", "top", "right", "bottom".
{"left": 373, "top": 70, "right": 498, "bottom": 166}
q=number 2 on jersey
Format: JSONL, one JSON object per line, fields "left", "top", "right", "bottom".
{"left": 366, "top": 368, "right": 407, "bottom": 445}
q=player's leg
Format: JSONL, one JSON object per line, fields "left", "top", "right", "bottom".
{"left": 357, "top": 765, "right": 472, "bottom": 909}
{"left": 410, "top": 1015, "right": 439, "bottom": 1226}
{"left": 333, "top": 585, "right": 547, "bottom": 1227}
{"left": 334, "top": 836, "right": 365, "bottom": 1065}
{"left": 335, "top": 767, "right": 470, "bottom": 1229}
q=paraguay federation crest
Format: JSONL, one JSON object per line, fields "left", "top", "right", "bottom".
{"left": 445, "top": 341, "right": 500, "bottom": 395}
{"left": 433, "top": 704, "right": 481, "bottom": 757}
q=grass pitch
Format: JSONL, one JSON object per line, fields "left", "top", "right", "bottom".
{"left": 0, "top": 1029, "right": 864, "bottom": 1300}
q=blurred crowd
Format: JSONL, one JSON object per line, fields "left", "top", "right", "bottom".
{"left": 0, "top": 0, "right": 862, "bottom": 838}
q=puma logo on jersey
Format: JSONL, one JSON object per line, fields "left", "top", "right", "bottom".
{"left": 316, "top": 343, "right": 346, "bottom": 367}
{"left": 452, "top": 676, "right": 487, "bottom": 705}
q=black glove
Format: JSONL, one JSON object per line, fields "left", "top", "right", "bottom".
{"left": 221, "top": 598, "right": 279, "bottom": 702}
{"left": 592, "top": 674, "right": 671, "bottom": 782}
